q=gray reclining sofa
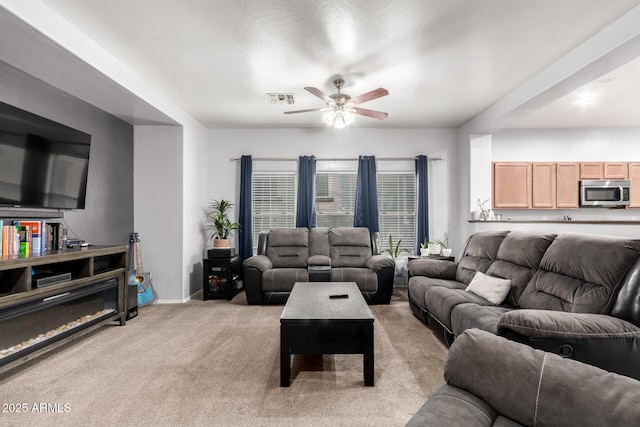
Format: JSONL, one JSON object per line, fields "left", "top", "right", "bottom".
{"left": 243, "top": 227, "right": 395, "bottom": 305}
{"left": 408, "top": 230, "right": 640, "bottom": 379}
{"left": 406, "top": 328, "right": 640, "bottom": 426}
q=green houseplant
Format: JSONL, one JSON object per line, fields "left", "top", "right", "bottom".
{"left": 205, "top": 199, "right": 240, "bottom": 248}
{"left": 385, "top": 235, "right": 411, "bottom": 287}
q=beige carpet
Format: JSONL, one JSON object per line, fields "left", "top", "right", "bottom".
{"left": 0, "top": 289, "right": 447, "bottom": 427}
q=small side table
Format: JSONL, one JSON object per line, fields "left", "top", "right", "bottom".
{"left": 203, "top": 255, "right": 243, "bottom": 300}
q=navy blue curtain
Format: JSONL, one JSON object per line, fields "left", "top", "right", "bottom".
{"left": 238, "top": 155, "right": 253, "bottom": 260}
{"left": 295, "top": 155, "right": 317, "bottom": 228}
{"left": 354, "top": 155, "right": 380, "bottom": 233}
{"left": 415, "top": 155, "right": 429, "bottom": 255}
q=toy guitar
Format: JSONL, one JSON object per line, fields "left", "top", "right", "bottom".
{"left": 129, "top": 232, "right": 157, "bottom": 306}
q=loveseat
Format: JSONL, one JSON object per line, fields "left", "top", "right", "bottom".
{"left": 408, "top": 230, "right": 640, "bottom": 379}
{"left": 406, "top": 328, "right": 640, "bottom": 426}
{"left": 243, "top": 227, "right": 395, "bottom": 305}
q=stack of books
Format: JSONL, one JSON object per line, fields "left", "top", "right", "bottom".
{"left": 0, "top": 220, "right": 64, "bottom": 257}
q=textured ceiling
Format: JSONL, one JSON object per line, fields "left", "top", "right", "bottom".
{"left": 23, "top": 0, "right": 640, "bottom": 128}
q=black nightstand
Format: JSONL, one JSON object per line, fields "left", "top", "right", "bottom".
{"left": 203, "top": 255, "right": 243, "bottom": 300}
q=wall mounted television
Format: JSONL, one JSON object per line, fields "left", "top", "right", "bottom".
{"left": 0, "top": 101, "right": 91, "bottom": 210}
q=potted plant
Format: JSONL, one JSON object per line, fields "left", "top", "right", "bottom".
{"left": 434, "top": 230, "right": 452, "bottom": 257}
{"left": 205, "top": 199, "right": 241, "bottom": 248}
{"left": 420, "top": 238, "right": 430, "bottom": 257}
{"left": 384, "top": 235, "right": 411, "bottom": 287}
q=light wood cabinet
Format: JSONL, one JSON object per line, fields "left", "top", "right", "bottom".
{"left": 603, "top": 162, "right": 628, "bottom": 179}
{"left": 532, "top": 163, "right": 556, "bottom": 209}
{"left": 556, "top": 162, "right": 580, "bottom": 208}
{"left": 629, "top": 163, "right": 640, "bottom": 208}
{"left": 493, "top": 162, "right": 531, "bottom": 209}
{"left": 580, "top": 162, "right": 603, "bottom": 179}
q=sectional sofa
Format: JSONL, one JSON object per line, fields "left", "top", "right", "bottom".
{"left": 406, "top": 328, "right": 640, "bottom": 426}
{"left": 243, "top": 227, "right": 395, "bottom": 305}
{"left": 408, "top": 230, "right": 640, "bottom": 379}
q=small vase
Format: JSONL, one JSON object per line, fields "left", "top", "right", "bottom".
{"left": 420, "top": 248, "right": 429, "bottom": 257}
{"left": 442, "top": 248, "right": 453, "bottom": 257}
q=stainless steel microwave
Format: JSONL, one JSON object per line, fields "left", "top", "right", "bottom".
{"left": 580, "top": 180, "right": 631, "bottom": 207}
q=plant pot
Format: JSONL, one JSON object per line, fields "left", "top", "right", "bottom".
{"left": 428, "top": 243, "right": 441, "bottom": 255}
{"left": 420, "top": 248, "right": 429, "bottom": 257}
{"left": 213, "top": 238, "right": 231, "bottom": 248}
{"left": 442, "top": 248, "right": 453, "bottom": 257}
{"left": 393, "top": 257, "right": 408, "bottom": 287}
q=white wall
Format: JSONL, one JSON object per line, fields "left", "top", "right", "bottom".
{"left": 134, "top": 126, "right": 184, "bottom": 302}
{"left": 206, "top": 128, "right": 460, "bottom": 252}
{"left": 182, "top": 123, "right": 210, "bottom": 298}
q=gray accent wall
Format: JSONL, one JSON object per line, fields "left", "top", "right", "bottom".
{"left": 0, "top": 60, "right": 133, "bottom": 245}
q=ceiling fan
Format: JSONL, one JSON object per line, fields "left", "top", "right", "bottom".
{"left": 284, "top": 77, "right": 389, "bottom": 129}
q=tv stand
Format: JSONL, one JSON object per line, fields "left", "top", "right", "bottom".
{"left": 0, "top": 245, "right": 127, "bottom": 373}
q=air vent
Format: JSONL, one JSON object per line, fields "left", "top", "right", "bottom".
{"left": 266, "top": 93, "right": 295, "bottom": 105}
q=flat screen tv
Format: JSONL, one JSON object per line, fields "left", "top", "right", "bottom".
{"left": 0, "top": 101, "right": 91, "bottom": 210}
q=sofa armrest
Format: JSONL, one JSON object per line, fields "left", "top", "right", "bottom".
{"left": 408, "top": 258, "right": 457, "bottom": 280}
{"left": 242, "top": 255, "right": 273, "bottom": 272}
{"left": 308, "top": 255, "right": 331, "bottom": 267}
{"left": 497, "top": 309, "right": 640, "bottom": 340}
{"left": 366, "top": 255, "right": 395, "bottom": 271}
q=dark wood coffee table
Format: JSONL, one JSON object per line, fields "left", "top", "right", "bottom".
{"left": 280, "top": 282, "right": 374, "bottom": 387}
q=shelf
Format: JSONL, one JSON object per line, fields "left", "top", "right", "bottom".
{"left": 0, "top": 245, "right": 127, "bottom": 373}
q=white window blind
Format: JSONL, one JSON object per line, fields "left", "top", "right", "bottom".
{"left": 377, "top": 172, "right": 416, "bottom": 253}
{"left": 315, "top": 172, "right": 357, "bottom": 228}
{"left": 251, "top": 172, "right": 296, "bottom": 251}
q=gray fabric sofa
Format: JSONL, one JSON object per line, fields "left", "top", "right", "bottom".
{"left": 408, "top": 230, "right": 640, "bottom": 379}
{"left": 406, "top": 328, "right": 640, "bottom": 427}
{"left": 243, "top": 227, "right": 395, "bottom": 305}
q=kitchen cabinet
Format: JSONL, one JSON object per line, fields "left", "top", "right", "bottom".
{"left": 629, "top": 163, "right": 640, "bottom": 208}
{"left": 556, "top": 163, "right": 580, "bottom": 208}
{"left": 580, "top": 162, "right": 603, "bottom": 179}
{"left": 603, "top": 162, "right": 628, "bottom": 179}
{"left": 493, "top": 162, "right": 531, "bottom": 209}
{"left": 580, "top": 162, "right": 628, "bottom": 179}
{"left": 532, "top": 163, "right": 556, "bottom": 209}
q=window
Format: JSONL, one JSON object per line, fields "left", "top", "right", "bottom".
{"left": 251, "top": 172, "right": 296, "bottom": 251}
{"left": 377, "top": 172, "right": 416, "bottom": 253}
{"left": 315, "top": 172, "right": 357, "bottom": 227}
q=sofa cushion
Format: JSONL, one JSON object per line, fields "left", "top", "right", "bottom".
{"left": 266, "top": 228, "right": 309, "bottom": 268}
{"left": 455, "top": 231, "right": 509, "bottom": 284}
{"left": 261, "top": 268, "right": 309, "bottom": 292}
{"left": 425, "top": 286, "right": 496, "bottom": 331}
{"left": 408, "top": 276, "right": 466, "bottom": 310}
{"left": 485, "top": 231, "right": 556, "bottom": 306}
{"left": 309, "top": 227, "right": 330, "bottom": 257}
{"left": 329, "top": 227, "right": 372, "bottom": 268}
{"left": 450, "top": 303, "right": 514, "bottom": 336}
{"left": 330, "top": 268, "right": 378, "bottom": 292}
{"left": 518, "top": 233, "right": 640, "bottom": 313}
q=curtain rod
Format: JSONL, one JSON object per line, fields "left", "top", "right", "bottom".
{"left": 230, "top": 156, "right": 443, "bottom": 161}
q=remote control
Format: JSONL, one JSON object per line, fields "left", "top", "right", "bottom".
{"left": 329, "top": 294, "right": 349, "bottom": 299}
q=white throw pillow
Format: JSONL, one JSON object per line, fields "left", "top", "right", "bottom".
{"left": 465, "top": 271, "right": 512, "bottom": 305}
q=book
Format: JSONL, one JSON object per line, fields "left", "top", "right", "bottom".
{"left": 18, "top": 221, "right": 42, "bottom": 254}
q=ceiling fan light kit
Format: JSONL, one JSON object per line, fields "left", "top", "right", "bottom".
{"left": 285, "top": 77, "right": 389, "bottom": 130}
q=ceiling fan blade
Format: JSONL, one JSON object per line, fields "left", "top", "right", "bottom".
{"left": 284, "top": 107, "right": 329, "bottom": 115}
{"left": 304, "top": 87, "right": 334, "bottom": 103}
{"left": 350, "top": 88, "right": 389, "bottom": 105}
{"left": 352, "top": 107, "right": 388, "bottom": 120}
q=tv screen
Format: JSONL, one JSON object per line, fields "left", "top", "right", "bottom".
{"left": 0, "top": 101, "right": 91, "bottom": 210}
